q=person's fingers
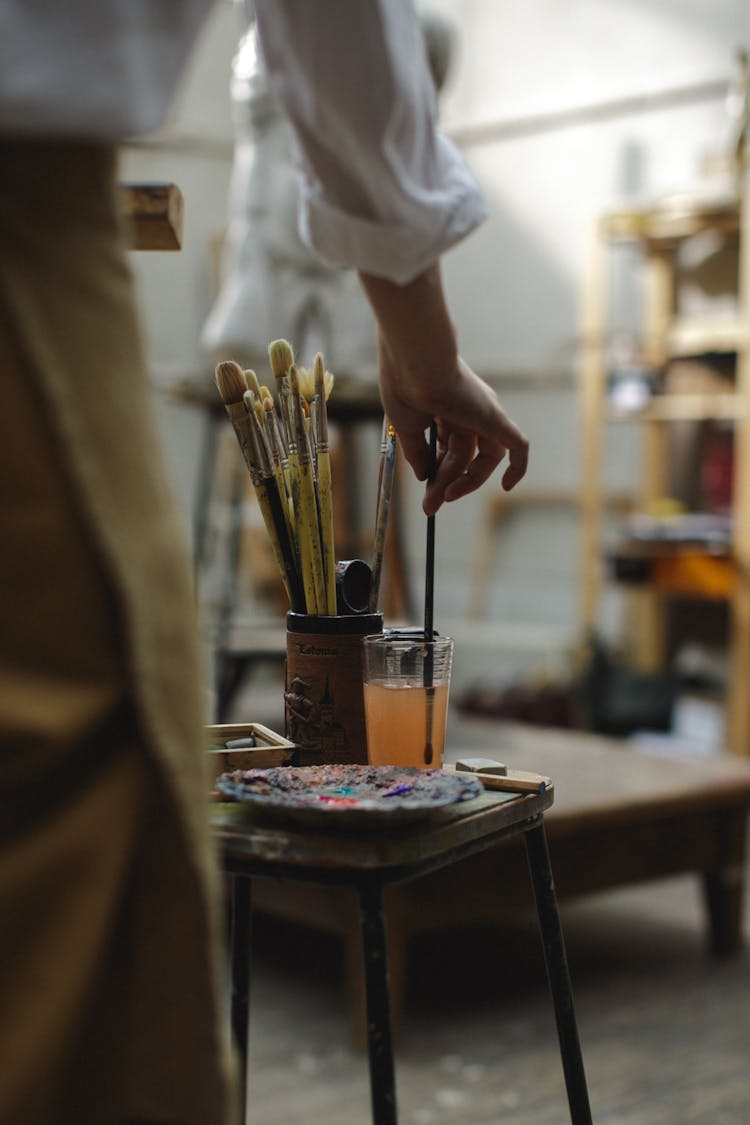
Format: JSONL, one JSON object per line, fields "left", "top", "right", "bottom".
{"left": 395, "top": 425, "right": 431, "bottom": 481}
{"left": 442, "top": 447, "right": 502, "bottom": 504}
{"left": 433, "top": 430, "right": 477, "bottom": 486}
{"left": 423, "top": 429, "right": 477, "bottom": 512}
{"left": 427, "top": 447, "right": 501, "bottom": 512}
{"left": 379, "top": 348, "right": 529, "bottom": 505}
{"left": 500, "top": 432, "right": 529, "bottom": 491}
{"left": 465, "top": 401, "right": 529, "bottom": 494}
{"left": 432, "top": 371, "right": 528, "bottom": 488}
{"left": 424, "top": 421, "right": 528, "bottom": 512}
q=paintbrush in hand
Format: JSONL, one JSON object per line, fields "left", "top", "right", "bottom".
{"left": 423, "top": 421, "right": 438, "bottom": 766}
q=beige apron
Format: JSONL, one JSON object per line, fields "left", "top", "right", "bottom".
{"left": 0, "top": 142, "right": 235, "bottom": 1125}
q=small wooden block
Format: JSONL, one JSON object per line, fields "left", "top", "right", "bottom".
{"left": 120, "top": 182, "right": 185, "bottom": 250}
{"left": 205, "top": 722, "right": 296, "bottom": 781}
{"left": 475, "top": 769, "right": 552, "bottom": 795}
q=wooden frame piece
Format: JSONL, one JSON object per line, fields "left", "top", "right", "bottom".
{"left": 119, "top": 181, "right": 184, "bottom": 250}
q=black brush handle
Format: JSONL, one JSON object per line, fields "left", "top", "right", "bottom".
{"left": 423, "top": 422, "right": 438, "bottom": 765}
{"left": 424, "top": 421, "right": 437, "bottom": 646}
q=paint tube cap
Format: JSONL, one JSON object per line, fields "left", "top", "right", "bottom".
{"left": 335, "top": 559, "right": 373, "bottom": 614}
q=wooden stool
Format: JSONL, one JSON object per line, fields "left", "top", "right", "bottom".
{"left": 215, "top": 783, "right": 593, "bottom": 1125}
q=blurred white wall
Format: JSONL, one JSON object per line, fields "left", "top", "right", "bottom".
{"left": 121, "top": 0, "right": 750, "bottom": 672}
{"left": 119, "top": 1, "right": 238, "bottom": 523}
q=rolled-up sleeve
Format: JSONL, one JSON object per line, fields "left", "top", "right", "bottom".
{"left": 254, "top": 0, "right": 488, "bottom": 285}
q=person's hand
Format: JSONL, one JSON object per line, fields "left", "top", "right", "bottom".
{"left": 359, "top": 264, "right": 529, "bottom": 516}
{"left": 377, "top": 334, "right": 528, "bottom": 515}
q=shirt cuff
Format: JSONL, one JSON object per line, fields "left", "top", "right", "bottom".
{"left": 298, "top": 151, "right": 489, "bottom": 286}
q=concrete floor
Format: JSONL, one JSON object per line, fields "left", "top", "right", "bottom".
{"left": 243, "top": 857, "right": 750, "bottom": 1124}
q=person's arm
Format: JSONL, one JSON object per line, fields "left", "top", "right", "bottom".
{"left": 254, "top": 0, "right": 529, "bottom": 509}
{"left": 359, "top": 263, "right": 528, "bottom": 515}
{"left": 253, "top": 0, "right": 483, "bottom": 282}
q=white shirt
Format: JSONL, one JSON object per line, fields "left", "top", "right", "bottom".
{"left": 0, "top": 0, "right": 213, "bottom": 139}
{"left": 254, "top": 0, "right": 487, "bottom": 285}
{"left": 0, "top": 0, "right": 487, "bottom": 287}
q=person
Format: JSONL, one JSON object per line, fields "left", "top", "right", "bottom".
{"left": 253, "top": 0, "right": 529, "bottom": 516}
{"left": 0, "top": 3, "right": 527, "bottom": 1125}
{"left": 0, "top": 7, "right": 234, "bottom": 1125}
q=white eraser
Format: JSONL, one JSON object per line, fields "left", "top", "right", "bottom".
{"left": 454, "top": 757, "right": 508, "bottom": 776}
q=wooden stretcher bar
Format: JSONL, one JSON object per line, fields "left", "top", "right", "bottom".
{"left": 119, "top": 181, "right": 184, "bottom": 250}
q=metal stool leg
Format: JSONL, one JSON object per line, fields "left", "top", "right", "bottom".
{"left": 230, "top": 874, "right": 253, "bottom": 1122}
{"left": 524, "top": 823, "right": 593, "bottom": 1125}
{"left": 358, "top": 876, "right": 398, "bottom": 1125}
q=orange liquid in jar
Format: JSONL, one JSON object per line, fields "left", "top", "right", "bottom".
{"left": 363, "top": 682, "right": 449, "bottom": 768}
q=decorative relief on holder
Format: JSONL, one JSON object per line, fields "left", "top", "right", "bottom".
{"left": 284, "top": 674, "right": 347, "bottom": 757}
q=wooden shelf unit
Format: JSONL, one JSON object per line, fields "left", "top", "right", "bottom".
{"left": 578, "top": 190, "right": 750, "bottom": 755}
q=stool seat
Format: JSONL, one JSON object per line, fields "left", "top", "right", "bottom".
{"left": 215, "top": 782, "right": 593, "bottom": 1124}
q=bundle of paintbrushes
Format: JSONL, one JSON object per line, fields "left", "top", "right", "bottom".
{"left": 214, "top": 338, "right": 337, "bottom": 616}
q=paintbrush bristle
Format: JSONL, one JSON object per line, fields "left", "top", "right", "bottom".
{"left": 268, "top": 339, "right": 294, "bottom": 380}
{"left": 245, "top": 368, "right": 262, "bottom": 397}
{"left": 313, "top": 353, "right": 334, "bottom": 400}
{"left": 296, "top": 366, "right": 316, "bottom": 401}
{"left": 313, "top": 353, "right": 325, "bottom": 389}
{"left": 215, "top": 360, "right": 248, "bottom": 405}
{"left": 288, "top": 363, "right": 301, "bottom": 396}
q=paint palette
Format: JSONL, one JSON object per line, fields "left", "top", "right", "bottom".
{"left": 215, "top": 763, "right": 483, "bottom": 829}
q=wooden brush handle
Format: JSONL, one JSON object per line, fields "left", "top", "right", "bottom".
{"left": 475, "top": 769, "right": 551, "bottom": 795}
